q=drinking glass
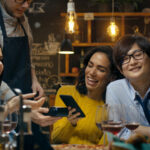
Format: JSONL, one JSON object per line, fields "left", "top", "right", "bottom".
{"left": 95, "top": 104, "right": 109, "bottom": 146}
{"left": 124, "top": 105, "right": 140, "bottom": 133}
{"left": 10, "top": 112, "right": 18, "bottom": 131}
{"left": 2, "top": 111, "right": 18, "bottom": 135}
{"left": 106, "top": 104, "right": 125, "bottom": 136}
{"left": 2, "top": 113, "right": 12, "bottom": 134}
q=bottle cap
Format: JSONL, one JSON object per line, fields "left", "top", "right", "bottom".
{"left": 23, "top": 105, "right": 31, "bottom": 112}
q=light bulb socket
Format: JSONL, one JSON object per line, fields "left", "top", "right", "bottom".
{"left": 67, "top": 0, "right": 75, "bottom": 12}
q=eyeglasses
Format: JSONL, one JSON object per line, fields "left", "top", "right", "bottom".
{"left": 15, "top": 0, "right": 32, "bottom": 4}
{"left": 121, "top": 49, "right": 144, "bottom": 65}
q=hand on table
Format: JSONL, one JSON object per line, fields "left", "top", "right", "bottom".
{"left": 67, "top": 107, "right": 81, "bottom": 126}
{"left": 134, "top": 125, "right": 150, "bottom": 138}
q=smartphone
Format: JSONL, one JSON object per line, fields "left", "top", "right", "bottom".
{"left": 59, "top": 95, "right": 86, "bottom": 118}
{"left": 44, "top": 107, "right": 69, "bottom": 117}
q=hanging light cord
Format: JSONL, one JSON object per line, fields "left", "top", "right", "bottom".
{"left": 112, "top": 0, "right": 114, "bottom": 19}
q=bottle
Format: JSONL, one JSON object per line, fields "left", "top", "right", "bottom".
{"left": 80, "top": 49, "right": 84, "bottom": 69}
{"left": 0, "top": 105, "right": 5, "bottom": 133}
{"left": 23, "top": 105, "right": 32, "bottom": 135}
{"left": 0, "top": 133, "right": 9, "bottom": 150}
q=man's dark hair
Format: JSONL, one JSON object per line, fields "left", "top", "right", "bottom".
{"left": 114, "top": 34, "right": 150, "bottom": 70}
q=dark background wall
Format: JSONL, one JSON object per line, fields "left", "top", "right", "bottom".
{"left": 26, "top": 0, "right": 150, "bottom": 91}
{"left": 27, "top": 0, "right": 150, "bottom": 43}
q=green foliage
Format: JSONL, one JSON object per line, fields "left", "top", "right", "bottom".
{"left": 90, "top": 0, "right": 143, "bottom": 10}
{"left": 120, "top": 0, "right": 143, "bottom": 3}
{"left": 119, "top": 0, "right": 143, "bottom": 10}
{"left": 92, "top": 0, "right": 143, "bottom": 3}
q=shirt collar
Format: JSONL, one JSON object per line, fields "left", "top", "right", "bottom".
{"left": 126, "top": 79, "right": 136, "bottom": 100}
{"left": 126, "top": 79, "right": 150, "bottom": 101}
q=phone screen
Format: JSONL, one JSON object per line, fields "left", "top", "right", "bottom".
{"left": 60, "top": 95, "right": 86, "bottom": 118}
{"left": 44, "top": 107, "right": 68, "bottom": 117}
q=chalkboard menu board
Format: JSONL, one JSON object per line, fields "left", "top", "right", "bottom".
{"left": 31, "top": 40, "right": 60, "bottom": 91}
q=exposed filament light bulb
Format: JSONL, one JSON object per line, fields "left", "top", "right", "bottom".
{"left": 65, "top": 0, "right": 78, "bottom": 34}
{"left": 107, "top": 20, "right": 119, "bottom": 41}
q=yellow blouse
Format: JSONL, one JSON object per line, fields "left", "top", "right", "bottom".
{"left": 51, "top": 85, "right": 105, "bottom": 145}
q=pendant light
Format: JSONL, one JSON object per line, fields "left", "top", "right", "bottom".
{"left": 107, "top": 0, "right": 119, "bottom": 41}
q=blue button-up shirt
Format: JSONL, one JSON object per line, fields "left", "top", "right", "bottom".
{"left": 106, "top": 78, "right": 150, "bottom": 139}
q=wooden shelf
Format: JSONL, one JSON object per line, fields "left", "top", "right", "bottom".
{"left": 59, "top": 73, "right": 78, "bottom": 77}
{"left": 72, "top": 42, "right": 114, "bottom": 47}
{"left": 61, "top": 12, "right": 150, "bottom": 17}
{"left": 60, "top": 12, "right": 150, "bottom": 77}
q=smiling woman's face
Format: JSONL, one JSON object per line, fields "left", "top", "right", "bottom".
{"left": 85, "top": 52, "right": 111, "bottom": 93}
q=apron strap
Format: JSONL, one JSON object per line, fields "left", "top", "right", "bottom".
{"left": 0, "top": 6, "right": 7, "bottom": 38}
{"left": 135, "top": 94, "right": 150, "bottom": 125}
{"left": 18, "top": 18, "right": 27, "bottom": 37}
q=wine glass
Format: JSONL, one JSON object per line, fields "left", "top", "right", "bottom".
{"left": 105, "top": 104, "right": 125, "bottom": 136}
{"left": 99, "top": 104, "right": 125, "bottom": 144}
{"left": 2, "top": 111, "right": 18, "bottom": 134}
{"left": 95, "top": 104, "right": 109, "bottom": 146}
{"left": 8, "top": 112, "right": 18, "bottom": 149}
{"left": 10, "top": 112, "right": 18, "bottom": 131}
{"left": 124, "top": 105, "right": 140, "bottom": 134}
{"left": 2, "top": 113, "right": 12, "bottom": 134}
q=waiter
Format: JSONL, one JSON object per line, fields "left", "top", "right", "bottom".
{"left": 0, "top": 0, "right": 52, "bottom": 150}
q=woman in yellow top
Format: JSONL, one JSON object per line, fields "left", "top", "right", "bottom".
{"left": 51, "top": 46, "right": 118, "bottom": 145}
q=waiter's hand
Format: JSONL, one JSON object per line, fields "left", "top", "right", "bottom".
{"left": 31, "top": 107, "right": 61, "bottom": 127}
{"left": 6, "top": 93, "right": 45, "bottom": 114}
{"left": 31, "top": 68, "right": 44, "bottom": 100}
{"left": 24, "top": 96, "right": 46, "bottom": 110}
{"left": 32, "top": 79, "right": 44, "bottom": 100}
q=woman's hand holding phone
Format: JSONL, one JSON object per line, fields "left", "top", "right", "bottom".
{"left": 67, "top": 106, "right": 81, "bottom": 126}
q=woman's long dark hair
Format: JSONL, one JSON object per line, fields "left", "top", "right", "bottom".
{"left": 76, "top": 46, "right": 120, "bottom": 95}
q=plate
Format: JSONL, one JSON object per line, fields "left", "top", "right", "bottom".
{"left": 52, "top": 144, "right": 104, "bottom": 150}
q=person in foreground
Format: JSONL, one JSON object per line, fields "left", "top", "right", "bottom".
{"left": 0, "top": 59, "right": 61, "bottom": 126}
{"left": 0, "top": 0, "right": 54, "bottom": 149}
{"left": 51, "top": 46, "right": 117, "bottom": 145}
{"left": 106, "top": 34, "right": 150, "bottom": 139}
{"left": 0, "top": 59, "right": 60, "bottom": 150}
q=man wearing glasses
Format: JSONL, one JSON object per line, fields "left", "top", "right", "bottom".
{"left": 106, "top": 34, "right": 150, "bottom": 138}
{"left": 0, "top": 0, "right": 54, "bottom": 150}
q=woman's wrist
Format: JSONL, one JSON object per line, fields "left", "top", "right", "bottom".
{"left": 71, "top": 122, "right": 77, "bottom": 127}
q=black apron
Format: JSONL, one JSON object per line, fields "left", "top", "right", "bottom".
{"left": 0, "top": 8, "right": 32, "bottom": 94}
{"left": 0, "top": 7, "right": 53, "bottom": 150}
